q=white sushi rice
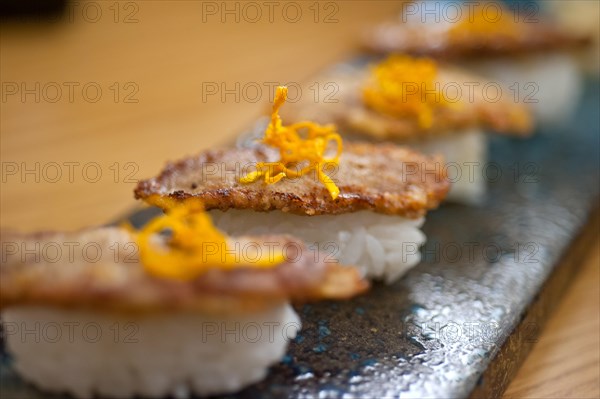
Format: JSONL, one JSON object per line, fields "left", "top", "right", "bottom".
{"left": 210, "top": 210, "right": 426, "bottom": 284}
{"left": 2, "top": 304, "right": 300, "bottom": 399}
{"left": 463, "top": 52, "right": 583, "bottom": 127}
{"left": 411, "top": 128, "right": 487, "bottom": 205}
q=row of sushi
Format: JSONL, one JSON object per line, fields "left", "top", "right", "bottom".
{"left": 0, "top": 2, "right": 592, "bottom": 398}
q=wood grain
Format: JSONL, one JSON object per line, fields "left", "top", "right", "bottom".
{"left": 1, "top": 2, "right": 598, "bottom": 397}
{"left": 0, "top": 0, "right": 402, "bottom": 231}
{"left": 503, "top": 240, "right": 600, "bottom": 399}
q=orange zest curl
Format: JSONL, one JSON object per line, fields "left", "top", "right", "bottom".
{"left": 448, "top": 3, "right": 519, "bottom": 40}
{"left": 239, "top": 86, "right": 343, "bottom": 200}
{"left": 362, "top": 55, "right": 459, "bottom": 129}
{"left": 134, "top": 198, "right": 284, "bottom": 280}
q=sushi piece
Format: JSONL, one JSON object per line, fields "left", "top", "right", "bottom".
{"left": 135, "top": 86, "right": 450, "bottom": 283}
{"left": 544, "top": 1, "right": 600, "bottom": 74}
{"left": 363, "top": 0, "right": 592, "bottom": 125}
{"left": 278, "top": 56, "right": 533, "bottom": 203}
{"left": 0, "top": 201, "right": 367, "bottom": 399}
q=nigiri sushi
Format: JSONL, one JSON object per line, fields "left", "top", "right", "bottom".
{"left": 279, "top": 57, "right": 533, "bottom": 203}
{"left": 0, "top": 201, "right": 367, "bottom": 399}
{"left": 135, "top": 87, "right": 450, "bottom": 283}
{"left": 363, "top": 0, "right": 592, "bottom": 126}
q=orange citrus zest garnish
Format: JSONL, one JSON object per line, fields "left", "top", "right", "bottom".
{"left": 134, "top": 198, "right": 284, "bottom": 280}
{"left": 363, "top": 55, "right": 460, "bottom": 129}
{"left": 239, "top": 86, "right": 343, "bottom": 200}
{"left": 448, "top": 2, "right": 519, "bottom": 40}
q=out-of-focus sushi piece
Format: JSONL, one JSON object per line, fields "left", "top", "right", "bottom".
{"left": 363, "top": 0, "right": 593, "bottom": 126}
{"left": 278, "top": 57, "right": 533, "bottom": 203}
{"left": 0, "top": 201, "right": 367, "bottom": 399}
{"left": 545, "top": 0, "right": 600, "bottom": 74}
{"left": 135, "top": 87, "right": 451, "bottom": 284}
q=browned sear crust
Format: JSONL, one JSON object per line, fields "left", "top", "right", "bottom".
{"left": 135, "top": 142, "right": 450, "bottom": 218}
{"left": 363, "top": 13, "right": 591, "bottom": 59}
{"left": 0, "top": 228, "right": 368, "bottom": 314}
{"left": 279, "top": 64, "right": 533, "bottom": 140}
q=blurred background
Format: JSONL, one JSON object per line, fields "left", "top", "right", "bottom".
{"left": 1, "top": 0, "right": 406, "bottom": 231}
{"left": 1, "top": 2, "right": 598, "bottom": 397}
{"left": 2, "top": 0, "right": 598, "bottom": 232}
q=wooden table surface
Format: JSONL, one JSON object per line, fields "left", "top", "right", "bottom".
{"left": 1, "top": 2, "right": 598, "bottom": 397}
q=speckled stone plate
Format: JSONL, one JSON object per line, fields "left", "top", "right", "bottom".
{"left": 1, "top": 74, "right": 598, "bottom": 399}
